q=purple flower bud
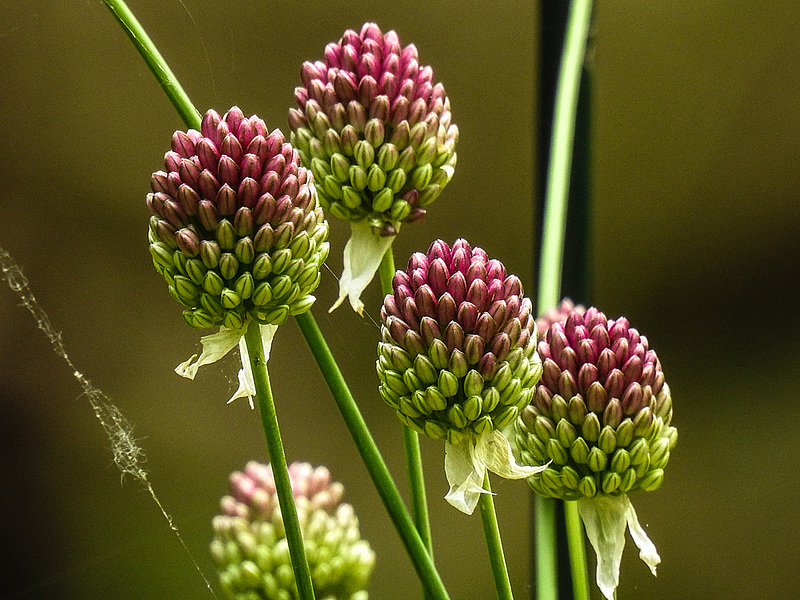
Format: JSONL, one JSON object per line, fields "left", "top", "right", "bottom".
{"left": 289, "top": 23, "right": 458, "bottom": 228}
{"left": 378, "top": 239, "right": 539, "bottom": 437}
{"left": 515, "top": 299, "right": 675, "bottom": 501}
{"left": 147, "top": 108, "right": 329, "bottom": 328}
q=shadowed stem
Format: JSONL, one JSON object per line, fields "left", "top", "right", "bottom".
{"left": 536, "top": 0, "right": 594, "bottom": 599}
{"left": 565, "top": 501, "right": 591, "bottom": 600}
{"left": 294, "top": 310, "right": 451, "bottom": 600}
{"left": 378, "top": 246, "right": 434, "bottom": 564}
{"left": 243, "top": 321, "right": 315, "bottom": 600}
{"left": 534, "top": 496, "right": 558, "bottom": 600}
{"left": 479, "top": 474, "right": 514, "bottom": 600}
{"left": 103, "top": 0, "right": 201, "bottom": 130}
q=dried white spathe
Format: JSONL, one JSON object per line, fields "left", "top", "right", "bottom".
{"left": 578, "top": 493, "right": 661, "bottom": 600}
{"left": 444, "top": 429, "right": 548, "bottom": 514}
{"left": 175, "top": 323, "right": 278, "bottom": 408}
{"left": 329, "top": 220, "right": 399, "bottom": 314}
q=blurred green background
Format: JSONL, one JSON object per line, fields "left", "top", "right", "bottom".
{"left": 2, "top": 1, "right": 799, "bottom": 599}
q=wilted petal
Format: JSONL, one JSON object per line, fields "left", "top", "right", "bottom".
{"left": 175, "top": 326, "right": 244, "bottom": 379}
{"left": 444, "top": 430, "right": 547, "bottom": 515}
{"left": 578, "top": 493, "right": 660, "bottom": 600}
{"left": 330, "top": 220, "right": 399, "bottom": 314}
{"left": 228, "top": 324, "right": 279, "bottom": 409}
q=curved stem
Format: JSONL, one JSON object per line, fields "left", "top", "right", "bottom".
{"left": 244, "top": 321, "right": 315, "bottom": 600}
{"left": 565, "top": 501, "right": 591, "bottom": 600}
{"left": 479, "top": 474, "right": 514, "bottom": 600}
{"left": 379, "top": 247, "right": 434, "bottom": 562}
{"left": 103, "top": 0, "right": 201, "bottom": 130}
{"left": 536, "top": 1, "right": 594, "bottom": 599}
{"left": 294, "top": 311, "right": 450, "bottom": 600}
{"left": 537, "top": 0, "right": 594, "bottom": 311}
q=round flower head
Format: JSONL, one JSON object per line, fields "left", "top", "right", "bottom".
{"left": 515, "top": 302, "right": 676, "bottom": 499}
{"left": 211, "top": 461, "right": 375, "bottom": 600}
{"left": 147, "top": 107, "right": 329, "bottom": 330}
{"left": 377, "top": 239, "right": 546, "bottom": 513}
{"left": 289, "top": 22, "right": 458, "bottom": 233}
{"left": 289, "top": 23, "right": 458, "bottom": 314}
{"left": 514, "top": 300, "right": 677, "bottom": 599}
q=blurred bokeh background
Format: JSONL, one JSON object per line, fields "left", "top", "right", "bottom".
{"left": 2, "top": 1, "right": 799, "bottom": 599}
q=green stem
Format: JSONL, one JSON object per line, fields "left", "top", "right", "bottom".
{"left": 243, "top": 321, "right": 315, "bottom": 600}
{"left": 378, "top": 247, "right": 434, "bottom": 561}
{"left": 565, "top": 501, "right": 591, "bottom": 600}
{"left": 534, "top": 497, "right": 559, "bottom": 600}
{"left": 536, "top": 1, "right": 594, "bottom": 599}
{"left": 479, "top": 474, "right": 514, "bottom": 600}
{"left": 103, "top": 0, "right": 201, "bottom": 130}
{"left": 537, "top": 0, "right": 594, "bottom": 311}
{"left": 105, "top": 2, "right": 446, "bottom": 595}
{"left": 294, "top": 311, "right": 450, "bottom": 600}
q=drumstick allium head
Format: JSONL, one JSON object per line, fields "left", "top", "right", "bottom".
{"left": 377, "top": 239, "right": 542, "bottom": 444}
{"left": 289, "top": 22, "right": 458, "bottom": 235}
{"left": 514, "top": 300, "right": 677, "bottom": 499}
{"left": 211, "top": 461, "right": 375, "bottom": 600}
{"left": 146, "top": 107, "right": 330, "bottom": 330}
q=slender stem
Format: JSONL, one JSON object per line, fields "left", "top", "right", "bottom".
{"left": 103, "top": 0, "right": 201, "bottom": 130}
{"left": 479, "top": 474, "right": 514, "bottom": 600}
{"left": 565, "top": 501, "right": 591, "bottom": 600}
{"left": 377, "top": 246, "right": 396, "bottom": 296}
{"left": 537, "top": 0, "right": 594, "bottom": 311}
{"left": 243, "top": 321, "right": 315, "bottom": 600}
{"left": 534, "top": 497, "right": 559, "bottom": 600}
{"left": 294, "top": 311, "right": 450, "bottom": 600}
{"left": 379, "top": 247, "right": 434, "bottom": 561}
{"left": 401, "top": 427, "right": 432, "bottom": 551}
{"left": 536, "top": 1, "right": 594, "bottom": 599}
{"left": 104, "top": 2, "right": 446, "bottom": 595}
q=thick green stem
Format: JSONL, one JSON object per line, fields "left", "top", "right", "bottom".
{"left": 536, "top": 1, "right": 594, "bottom": 598}
{"left": 243, "top": 321, "right": 315, "bottom": 600}
{"left": 565, "top": 501, "right": 591, "bottom": 600}
{"left": 379, "top": 247, "right": 434, "bottom": 561}
{"left": 294, "top": 311, "right": 450, "bottom": 600}
{"left": 103, "top": 0, "right": 201, "bottom": 130}
{"left": 534, "top": 497, "right": 559, "bottom": 600}
{"left": 479, "top": 474, "right": 514, "bottom": 600}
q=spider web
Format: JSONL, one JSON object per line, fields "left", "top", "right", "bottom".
{"left": 0, "top": 244, "right": 217, "bottom": 598}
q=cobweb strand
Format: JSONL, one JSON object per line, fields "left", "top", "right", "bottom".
{"left": 0, "top": 245, "right": 217, "bottom": 598}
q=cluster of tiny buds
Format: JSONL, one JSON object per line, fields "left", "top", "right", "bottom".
{"left": 377, "top": 239, "right": 541, "bottom": 444}
{"left": 514, "top": 301, "right": 676, "bottom": 500}
{"left": 289, "top": 22, "right": 457, "bottom": 234}
{"left": 211, "top": 462, "right": 375, "bottom": 600}
{"left": 147, "top": 107, "right": 329, "bottom": 329}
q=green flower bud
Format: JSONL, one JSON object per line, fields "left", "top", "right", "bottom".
{"left": 212, "top": 462, "right": 375, "bottom": 599}
{"left": 587, "top": 447, "right": 607, "bottom": 473}
{"left": 371, "top": 187, "right": 394, "bottom": 213}
{"left": 330, "top": 153, "right": 350, "bottom": 183}
{"left": 217, "top": 252, "right": 239, "bottom": 281}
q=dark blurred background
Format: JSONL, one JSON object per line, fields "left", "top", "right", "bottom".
{"left": 2, "top": 1, "right": 799, "bottom": 599}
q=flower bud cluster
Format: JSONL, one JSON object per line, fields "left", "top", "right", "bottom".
{"left": 147, "top": 107, "right": 330, "bottom": 329}
{"left": 288, "top": 22, "right": 458, "bottom": 235}
{"left": 514, "top": 302, "right": 677, "bottom": 500}
{"left": 211, "top": 461, "right": 375, "bottom": 600}
{"left": 377, "top": 239, "right": 542, "bottom": 445}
